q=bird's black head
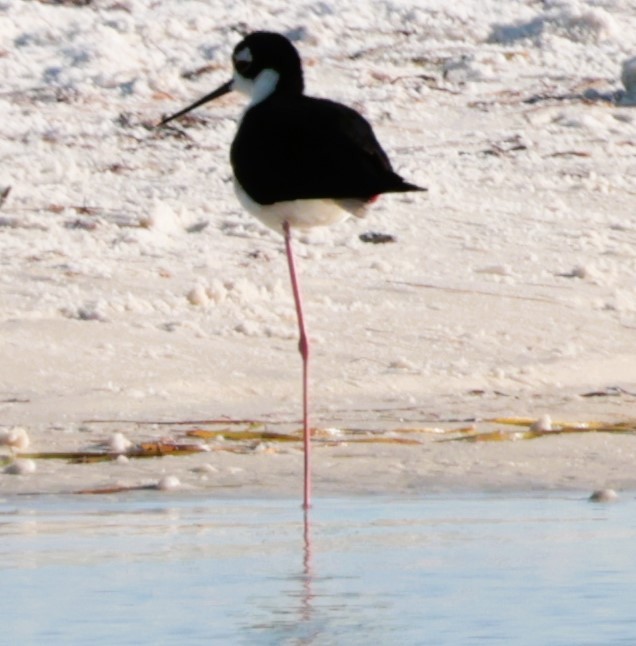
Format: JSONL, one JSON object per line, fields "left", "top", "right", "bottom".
{"left": 158, "top": 31, "right": 305, "bottom": 128}
{"left": 232, "top": 32, "right": 304, "bottom": 97}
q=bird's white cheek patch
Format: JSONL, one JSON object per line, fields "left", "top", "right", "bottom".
{"left": 233, "top": 69, "right": 280, "bottom": 106}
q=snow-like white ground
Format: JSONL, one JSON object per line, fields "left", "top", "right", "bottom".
{"left": 1, "top": 0, "right": 636, "bottom": 494}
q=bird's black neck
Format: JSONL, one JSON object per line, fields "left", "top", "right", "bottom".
{"left": 277, "top": 69, "right": 304, "bottom": 97}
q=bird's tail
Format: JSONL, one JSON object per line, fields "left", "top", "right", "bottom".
{"left": 392, "top": 179, "right": 427, "bottom": 194}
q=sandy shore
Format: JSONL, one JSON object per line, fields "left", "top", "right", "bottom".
{"left": 1, "top": 1, "right": 636, "bottom": 498}
{"left": 2, "top": 405, "right": 636, "bottom": 498}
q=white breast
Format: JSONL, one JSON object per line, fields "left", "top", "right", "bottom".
{"left": 233, "top": 179, "right": 370, "bottom": 233}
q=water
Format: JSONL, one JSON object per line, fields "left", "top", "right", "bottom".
{"left": 1, "top": 493, "right": 635, "bottom": 645}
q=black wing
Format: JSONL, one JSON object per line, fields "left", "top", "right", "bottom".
{"left": 230, "top": 95, "right": 418, "bottom": 204}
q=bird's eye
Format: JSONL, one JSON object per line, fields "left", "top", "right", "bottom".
{"left": 234, "top": 58, "right": 251, "bottom": 75}
{"left": 233, "top": 47, "right": 253, "bottom": 76}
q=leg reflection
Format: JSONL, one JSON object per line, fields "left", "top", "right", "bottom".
{"left": 301, "top": 508, "right": 314, "bottom": 622}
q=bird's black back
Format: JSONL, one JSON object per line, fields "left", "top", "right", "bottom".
{"left": 231, "top": 95, "right": 422, "bottom": 205}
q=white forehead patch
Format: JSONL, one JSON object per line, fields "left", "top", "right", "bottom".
{"left": 234, "top": 47, "right": 252, "bottom": 64}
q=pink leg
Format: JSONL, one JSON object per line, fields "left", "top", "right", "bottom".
{"left": 283, "top": 221, "right": 311, "bottom": 510}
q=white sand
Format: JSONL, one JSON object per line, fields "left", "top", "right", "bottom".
{"left": 1, "top": 0, "right": 636, "bottom": 497}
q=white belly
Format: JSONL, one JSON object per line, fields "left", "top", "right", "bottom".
{"left": 234, "top": 179, "right": 367, "bottom": 233}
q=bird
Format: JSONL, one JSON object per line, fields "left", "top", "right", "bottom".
{"left": 159, "top": 31, "right": 425, "bottom": 510}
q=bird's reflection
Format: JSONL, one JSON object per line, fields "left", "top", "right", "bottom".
{"left": 244, "top": 506, "right": 321, "bottom": 643}
{"left": 300, "top": 508, "right": 314, "bottom": 623}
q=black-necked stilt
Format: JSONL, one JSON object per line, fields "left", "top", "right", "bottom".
{"left": 160, "top": 31, "right": 425, "bottom": 509}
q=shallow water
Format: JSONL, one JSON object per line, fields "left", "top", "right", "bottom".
{"left": 1, "top": 493, "right": 635, "bottom": 645}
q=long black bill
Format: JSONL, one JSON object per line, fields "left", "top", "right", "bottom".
{"left": 158, "top": 79, "right": 233, "bottom": 127}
